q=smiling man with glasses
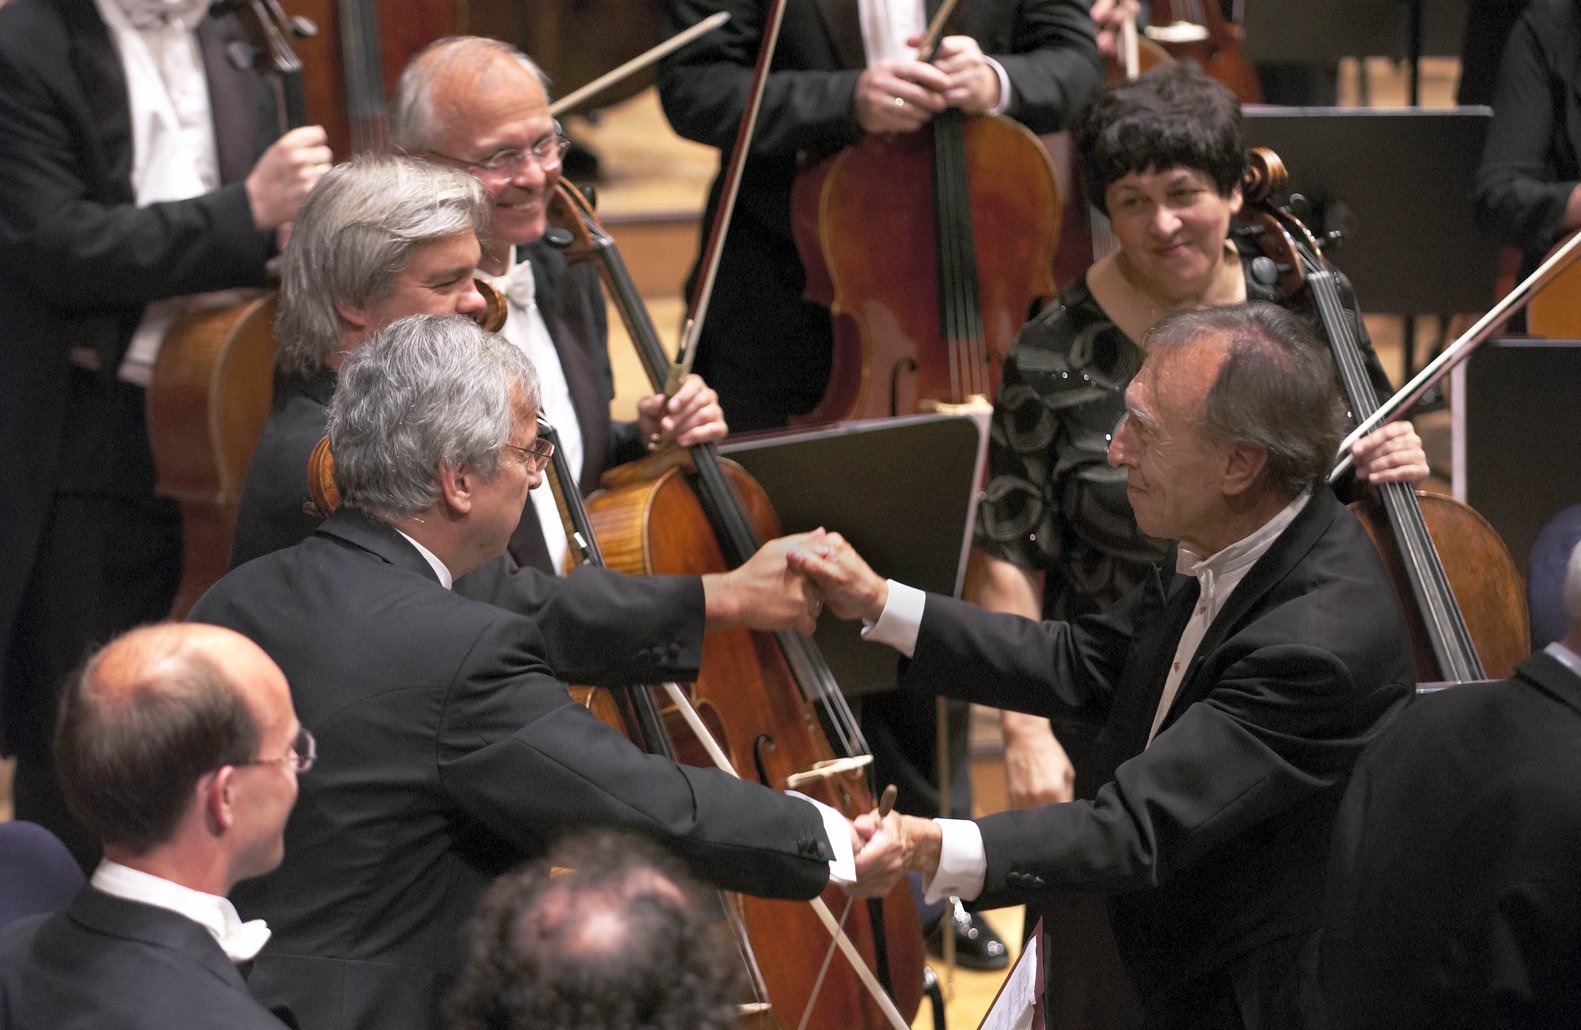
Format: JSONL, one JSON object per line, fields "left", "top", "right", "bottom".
{"left": 0, "top": 623, "right": 305, "bottom": 1028}
{"left": 390, "top": 37, "right": 728, "bottom": 580}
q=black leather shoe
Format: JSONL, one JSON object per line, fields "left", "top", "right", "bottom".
{"left": 927, "top": 898, "right": 1009, "bottom": 971}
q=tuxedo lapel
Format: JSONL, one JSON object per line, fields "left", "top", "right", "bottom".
{"left": 59, "top": 0, "right": 133, "bottom": 202}
{"left": 197, "top": 12, "right": 264, "bottom": 186}
{"left": 1103, "top": 570, "right": 1200, "bottom": 761}
{"left": 1521, "top": 650, "right": 1581, "bottom": 720}
{"left": 1147, "top": 492, "right": 1340, "bottom": 736}
{"left": 520, "top": 243, "right": 609, "bottom": 493}
{"left": 812, "top": 0, "right": 865, "bottom": 71}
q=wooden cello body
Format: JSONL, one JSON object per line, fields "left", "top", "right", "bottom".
{"left": 792, "top": 110, "right": 1061, "bottom": 424}
{"left": 549, "top": 180, "right": 925, "bottom": 1028}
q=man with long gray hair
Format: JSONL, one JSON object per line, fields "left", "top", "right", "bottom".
{"left": 192, "top": 314, "right": 903, "bottom": 1030}
{"left": 233, "top": 153, "right": 823, "bottom": 692}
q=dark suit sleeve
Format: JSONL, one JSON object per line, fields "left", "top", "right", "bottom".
{"left": 900, "top": 591, "right": 1138, "bottom": 723}
{"left": 1473, "top": 7, "right": 1577, "bottom": 256}
{"left": 986, "top": 0, "right": 1102, "bottom": 134}
{"left": 971, "top": 641, "right": 1370, "bottom": 906}
{"left": 434, "top": 611, "right": 833, "bottom": 899}
{"left": 660, "top": 0, "right": 869, "bottom": 156}
{"left": 0, "top": 22, "right": 272, "bottom": 315}
{"left": 454, "top": 562, "right": 707, "bottom": 687}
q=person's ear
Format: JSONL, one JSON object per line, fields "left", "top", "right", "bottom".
{"left": 1222, "top": 443, "right": 1267, "bottom": 497}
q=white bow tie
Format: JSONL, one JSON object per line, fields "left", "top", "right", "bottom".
{"left": 499, "top": 259, "right": 537, "bottom": 313}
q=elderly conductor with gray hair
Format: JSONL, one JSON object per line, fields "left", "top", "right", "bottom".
{"left": 791, "top": 302, "right": 1416, "bottom": 1028}
{"left": 191, "top": 314, "right": 899, "bottom": 1030}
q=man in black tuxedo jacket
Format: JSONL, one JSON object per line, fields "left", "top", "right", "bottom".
{"left": 0, "top": 622, "right": 306, "bottom": 1028}
{"left": 193, "top": 315, "right": 903, "bottom": 1030}
{"left": 791, "top": 303, "right": 1415, "bottom": 1029}
{"left": 0, "top": 0, "right": 331, "bottom": 869}
{"left": 1323, "top": 540, "right": 1581, "bottom": 1029}
{"left": 232, "top": 154, "right": 824, "bottom": 689}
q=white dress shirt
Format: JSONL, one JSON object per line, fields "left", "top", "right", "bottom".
{"left": 92, "top": 860, "right": 270, "bottom": 962}
{"left": 857, "top": 0, "right": 1012, "bottom": 115}
{"left": 484, "top": 254, "right": 582, "bottom": 574}
{"left": 863, "top": 491, "right": 1313, "bottom": 902}
{"left": 94, "top": 0, "right": 232, "bottom": 386}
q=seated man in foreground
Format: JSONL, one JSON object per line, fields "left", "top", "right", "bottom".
{"left": 448, "top": 830, "right": 742, "bottom": 1030}
{"left": 0, "top": 623, "right": 306, "bottom": 1028}
{"left": 800, "top": 303, "right": 1415, "bottom": 1028}
{"left": 192, "top": 315, "right": 901, "bottom": 1030}
{"left": 1322, "top": 538, "right": 1581, "bottom": 1028}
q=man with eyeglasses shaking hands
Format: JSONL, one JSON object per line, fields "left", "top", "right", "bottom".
{"left": 0, "top": 623, "right": 308, "bottom": 1029}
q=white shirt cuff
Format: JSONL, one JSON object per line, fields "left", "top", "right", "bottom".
{"left": 984, "top": 56, "right": 1012, "bottom": 116}
{"left": 923, "top": 818, "right": 988, "bottom": 904}
{"left": 861, "top": 580, "right": 925, "bottom": 657}
{"left": 789, "top": 791, "right": 856, "bottom": 884}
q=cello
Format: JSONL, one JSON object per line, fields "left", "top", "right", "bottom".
{"left": 547, "top": 176, "right": 924, "bottom": 1029}
{"left": 790, "top": 8, "right": 1062, "bottom": 424}
{"left": 1238, "top": 149, "right": 1529, "bottom": 681}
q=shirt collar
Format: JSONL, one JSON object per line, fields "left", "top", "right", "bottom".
{"left": 1545, "top": 639, "right": 1581, "bottom": 679}
{"left": 1176, "top": 490, "right": 1311, "bottom": 591}
{"left": 91, "top": 860, "right": 271, "bottom": 962}
{"left": 395, "top": 529, "right": 454, "bottom": 589}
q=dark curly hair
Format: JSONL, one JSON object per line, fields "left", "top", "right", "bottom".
{"left": 1076, "top": 63, "right": 1245, "bottom": 215}
{"left": 447, "top": 831, "right": 745, "bottom": 1030}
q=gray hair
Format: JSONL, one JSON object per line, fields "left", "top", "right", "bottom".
{"left": 1144, "top": 302, "right": 1347, "bottom": 499}
{"left": 1565, "top": 540, "right": 1581, "bottom": 623}
{"left": 390, "top": 36, "right": 549, "bottom": 153}
{"left": 274, "top": 153, "right": 489, "bottom": 378}
{"left": 328, "top": 314, "right": 541, "bottom": 519}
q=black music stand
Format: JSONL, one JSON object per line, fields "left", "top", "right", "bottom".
{"left": 1243, "top": 106, "right": 1497, "bottom": 373}
{"left": 1241, "top": 0, "right": 1467, "bottom": 103}
{"left": 720, "top": 410, "right": 986, "bottom": 699}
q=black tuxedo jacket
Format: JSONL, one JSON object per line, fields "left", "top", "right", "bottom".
{"left": 192, "top": 507, "right": 834, "bottom": 1030}
{"left": 902, "top": 490, "right": 1413, "bottom": 1026}
{"left": 1323, "top": 649, "right": 1581, "bottom": 1029}
{"left": 657, "top": 0, "right": 1102, "bottom": 428}
{"left": 0, "top": 0, "right": 276, "bottom": 739}
{"left": 0, "top": 887, "right": 290, "bottom": 1028}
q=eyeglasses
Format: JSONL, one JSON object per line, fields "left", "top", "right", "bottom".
{"left": 424, "top": 126, "right": 571, "bottom": 179}
{"left": 242, "top": 727, "right": 316, "bottom": 774}
{"left": 503, "top": 437, "right": 555, "bottom": 473}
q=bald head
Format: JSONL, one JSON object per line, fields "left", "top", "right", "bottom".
{"left": 391, "top": 37, "right": 548, "bottom": 156}
{"left": 57, "top": 624, "right": 292, "bottom": 858}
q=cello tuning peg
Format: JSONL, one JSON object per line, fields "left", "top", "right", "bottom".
{"left": 1249, "top": 256, "right": 1281, "bottom": 287}
{"left": 1232, "top": 223, "right": 1266, "bottom": 238}
{"left": 1323, "top": 230, "right": 1344, "bottom": 251}
{"left": 225, "top": 40, "right": 259, "bottom": 70}
{"left": 543, "top": 227, "right": 575, "bottom": 249}
{"left": 287, "top": 14, "right": 317, "bottom": 37}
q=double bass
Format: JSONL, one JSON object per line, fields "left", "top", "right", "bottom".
{"left": 1238, "top": 150, "right": 1529, "bottom": 681}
